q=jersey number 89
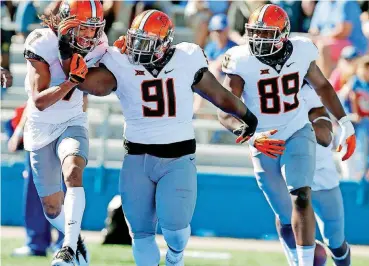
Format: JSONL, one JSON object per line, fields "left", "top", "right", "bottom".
{"left": 258, "top": 72, "right": 299, "bottom": 114}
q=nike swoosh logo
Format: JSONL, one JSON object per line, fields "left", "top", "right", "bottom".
{"left": 190, "top": 157, "right": 195, "bottom": 161}
{"left": 164, "top": 69, "right": 174, "bottom": 74}
{"left": 85, "top": 58, "right": 92, "bottom": 63}
{"left": 286, "top": 62, "right": 295, "bottom": 67}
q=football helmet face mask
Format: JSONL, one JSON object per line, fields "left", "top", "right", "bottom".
{"left": 59, "top": 0, "right": 105, "bottom": 53}
{"left": 126, "top": 10, "right": 174, "bottom": 65}
{"left": 245, "top": 4, "right": 290, "bottom": 57}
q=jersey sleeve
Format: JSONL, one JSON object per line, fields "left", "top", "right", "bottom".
{"left": 300, "top": 83, "right": 323, "bottom": 111}
{"left": 180, "top": 43, "right": 208, "bottom": 85}
{"left": 190, "top": 43, "right": 208, "bottom": 70}
{"left": 24, "top": 30, "right": 54, "bottom": 64}
{"left": 221, "top": 46, "right": 243, "bottom": 76}
{"left": 298, "top": 36, "right": 319, "bottom": 62}
{"left": 84, "top": 32, "right": 109, "bottom": 68}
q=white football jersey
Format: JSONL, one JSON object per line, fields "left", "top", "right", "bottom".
{"left": 300, "top": 84, "right": 340, "bottom": 191}
{"left": 222, "top": 36, "right": 318, "bottom": 141}
{"left": 23, "top": 28, "right": 108, "bottom": 151}
{"left": 100, "top": 42, "right": 208, "bottom": 144}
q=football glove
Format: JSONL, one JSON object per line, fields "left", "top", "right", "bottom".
{"left": 234, "top": 109, "right": 258, "bottom": 143}
{"left": 250, "top": 130, "right": 285, "bottom": 159}
{"left": 69, "top": 54, "right": 88, "bottom": 84}
{"left": 58, "top": 16, "right": 81, "bottom": 60}
{"left": 113, "top": 35, "right": 127, "bottom": 54}
{"left": 336, "top": 116, "right": 356, "bottom": 161}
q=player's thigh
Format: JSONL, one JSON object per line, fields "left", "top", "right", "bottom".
{"left": 312, "top": 186, "right": 345, "bottom": 248}
{"left": 281, "top": 123, "right": 317, "bottom": 192}
{"left": 156, "top": 154, "right": 197, "bottom": 231}
{"left": 252, "top": 154, "right": 292, "bottom": 225}
{"left": 30, "top": 141, "right": 62, "bottom": 197}
{"left": 120, "top": 154, "right": 157, "bottom": 239}
{"left": 56, "top": 126, "right": 89, "bottom": 166}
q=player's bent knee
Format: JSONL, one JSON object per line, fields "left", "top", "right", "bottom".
{"left": 132, "top": 235, "right": 160, "bottom": 266}
{"left": 291, "top": 187, "right": 311, "bottom": 209}
{"left": 41, "top": 195, "right": 63, "bottom": 219}
{"left": 162, "top": 225, "right": 191, "bottom": 253}
{"left": 63, "top": 163, "right": 83, "bottom": 187}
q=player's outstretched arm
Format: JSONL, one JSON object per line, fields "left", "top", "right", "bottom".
{"left": 217, "top": 74, "right": 245, "bottom": 133}
{"left": 78, "top": 66, "right": 117, "bottom": 96}
{"left": 305, "top": 61, "right": 356, "bottom": 160}
{"left": 308, "top": 107, "right": 333, "bottom": 147}
{"left": 217, "top": 73, "right": 285, "bottom": 158}
{"left": 28, "top": 56, "right": 82, "bottom": 111}
{"left": 193, "top": 70, "right": 258, "bottom": 141}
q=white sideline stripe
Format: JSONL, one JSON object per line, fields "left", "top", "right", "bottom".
{"left": 159, "top": 248, "right": 231, "bottom": 260}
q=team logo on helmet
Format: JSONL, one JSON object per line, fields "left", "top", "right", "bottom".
{"left": 87, "top": 17, "right": 101, "bottom": 24}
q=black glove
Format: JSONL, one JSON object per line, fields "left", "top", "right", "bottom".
{"left": 233, "top": 109, "right": 258, "bottom": 143}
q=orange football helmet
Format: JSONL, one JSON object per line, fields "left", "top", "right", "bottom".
{"left": 59, "top": 0, "right": 105, "bottom": 53}
{"left": 126, "top": 10, "right": 174, "bottom": 65}
{"left": 246, "top": 4, "right": 290, "bottom": 56}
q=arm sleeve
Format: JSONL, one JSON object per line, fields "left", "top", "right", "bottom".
{"left": 300, "top": 37, "right": 319, "bottom": 62}
{"left": 99, "top": 47, "right": 120, "bottom": 89}
{"left": 221, "top": 47, "right": 242, "bottom": 76}
{"left": 189, "top": 44, "right": 209, "bottom": 84}
{"left": 84, "top": 32, "right": 109, "bottom": 68}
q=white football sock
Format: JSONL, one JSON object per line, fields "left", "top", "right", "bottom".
{"left": 279, "top": 238, "right": 298, "bottom": 266}
{"left": 63, "top": 187, "right": 85, "bottom": 252}
{"left": 45, "top": 205, "right": 65, "bottom": 233}
{"left": 297, "top": 244, "right": 315, "bottom": 266}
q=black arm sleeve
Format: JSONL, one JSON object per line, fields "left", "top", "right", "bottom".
{"left": 24, "top": 50, "right": 49, "bottom": 65}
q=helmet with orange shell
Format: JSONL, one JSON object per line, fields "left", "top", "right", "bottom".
{"left": 58, "top": 0, "right": 105, "bottom": 53}
{"left": 245, "top": 4, "right": 290, "bottom": 57}
{"left": 126, "top": 10, "right": 174, "bottom": 65}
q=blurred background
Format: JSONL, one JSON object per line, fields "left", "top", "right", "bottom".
{"left": 1, "top": 0, "right": 369, "bottom": 265}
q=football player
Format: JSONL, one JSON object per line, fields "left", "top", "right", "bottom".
{"left": 218, "top": 4, "right": 356, "bottom": 266}
{"left": 23, "top": 0, "right": 107, "bottom": 265}
{"left": 275, "top": 83, "right": 351, "bottom": 266}
{"left": 74, "top": 10, "right": 284, "bottom": 266}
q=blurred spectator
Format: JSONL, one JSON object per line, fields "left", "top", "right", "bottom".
{"left": 360, "top": 1, "right": 369, "bottom": 39}
{"left": 301, "top": 0, "right": 317, "bottom": 33}
{"left": 227, "top": 0, "right": 268, "bottom": 44}
{"left": 12, "top": 1, "right": 61, "bottom": 43}
{"left": 205, "top": 14, "right": 237, "bottom": 81}
{"left": 337, "top": 55, "right": 369, "bottom": 181}
{"left": 309, "top": 0, "right": 368, "bottom": 78}
{"left": 128, "top": 1, "right": 160, "bottom": 26}
{"left": 14, "top": 1, "right": 39, "bottom": 40}
{"left": 271, "top": 0, "right": 303, "bottom": 32}
{"left": 102, "top": 0, "right": 121, "bottom": 35}
{"left": 329, "top": 46, "right": 360, "bottom": 93}
{"left": 1, "top": 0, "right": 15, "bottom": 69}
{"left": 185, "top": 0, "right": 230, "bottom": 48}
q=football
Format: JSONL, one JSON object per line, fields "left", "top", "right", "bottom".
{"left": 314, "top": 241, "right": 328, "bottom": 266}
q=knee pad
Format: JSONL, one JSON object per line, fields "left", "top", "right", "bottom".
{"left": 132, "top": 235, "right": 160, "bottom": 266}
{"left": 162, "top": 225, "right": 191, "bottom": 253}
{"left": 291, "top": 187, "right": 311, "bottom": 209}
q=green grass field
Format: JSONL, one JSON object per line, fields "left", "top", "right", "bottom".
{"left": 2, "top": 237, "right": 369, "bottom": 266}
